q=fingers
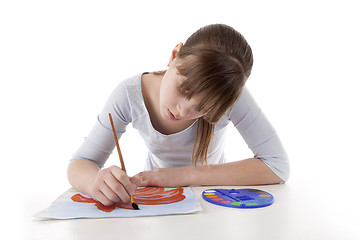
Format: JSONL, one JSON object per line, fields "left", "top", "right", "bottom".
{"left": 131, "top": 167, "right": 186, "bottom": 188}
{"left": 109, "top": 165, "right": 136, "bottom": 195}
{"left": 93, "top": 187, "right": 115, "bottom": 206}
{"left": 131, "top": 170, "right": 160, "bottom": 187}
{"left": 91, "top": 165, "right": 137, "bottom": 206}
{"left": 131, "top": 172, "right": 147, "bottom": 186}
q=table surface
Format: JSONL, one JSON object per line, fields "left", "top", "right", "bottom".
{"left": 22, "top": 182, "right": 359, "bottom": 240}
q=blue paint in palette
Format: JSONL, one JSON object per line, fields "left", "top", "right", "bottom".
{"left": 202, "top": 188, "right": 274, "bottom": 209}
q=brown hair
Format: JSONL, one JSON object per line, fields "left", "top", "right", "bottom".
{"left": 158, "top": 24, "right": 253, "bottom": 165}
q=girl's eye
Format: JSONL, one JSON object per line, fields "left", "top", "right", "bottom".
{"left": 177, "top": 86, "right": 186, "bottom": 96}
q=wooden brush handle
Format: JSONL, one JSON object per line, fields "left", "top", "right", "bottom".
{"left": 108, "top": 113, "right": 126, "bottom": 173}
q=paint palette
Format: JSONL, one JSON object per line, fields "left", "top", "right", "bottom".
{"left": 202, "top": 188, "right": 274, "bottom": 209}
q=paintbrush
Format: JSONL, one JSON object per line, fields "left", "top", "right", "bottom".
{"left": 108, "top": 113, "right": 139, "bottom": 210}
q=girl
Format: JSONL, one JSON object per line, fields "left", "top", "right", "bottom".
{"left": 67, "top": 24, "right": 289, "bottom": 206}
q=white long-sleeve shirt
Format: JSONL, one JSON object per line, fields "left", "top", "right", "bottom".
{"left": 70, "top": 73, "right": 289, "bottom": 181}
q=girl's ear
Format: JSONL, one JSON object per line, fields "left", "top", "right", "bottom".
{"left": 168, "top": 42, "right": 183, "bottom": 66}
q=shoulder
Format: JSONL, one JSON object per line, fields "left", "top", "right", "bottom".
{"left": 110, "top": 73, "right": 144, "bottom": 102}
{"left": 117, "top": 73, "right": 151, "bottom": 121}
{"left": 213, "top": 87, "right": 257, "bottom": 129}
{"left": 226, "top": 86, "right": 260, "bottom": 121}
{"left": 119, "top": 73, "right": 143, "bottom": 92}
{"left": 99, "top": 73, "right": 145, "bottom": 124}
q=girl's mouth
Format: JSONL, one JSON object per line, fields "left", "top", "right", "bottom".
{"left": 168, "top": 109, "right": 181, "bottom": 121}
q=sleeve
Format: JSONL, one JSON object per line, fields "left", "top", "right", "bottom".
{"left": 69, "top": 81, "right": 132, "bottom": 168}
{"left": 228, "top": 87, "right": 290, "bottom": 182}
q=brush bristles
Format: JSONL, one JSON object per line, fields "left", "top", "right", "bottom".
{"left": 130, "top": 195, "right": 139, "bottom": 210}
{"left": 132, "top": 202, "right": 139, "bottom": 210}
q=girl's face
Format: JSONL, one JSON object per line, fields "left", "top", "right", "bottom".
{"left": 159, "top": 58, "right": 206, "bottom": 122}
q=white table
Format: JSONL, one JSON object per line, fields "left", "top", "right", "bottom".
{"left": 24, "top": 182, "right": 359, "bottom": 240}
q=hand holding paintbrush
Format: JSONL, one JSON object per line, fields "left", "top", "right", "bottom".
{"left": 108, "top": 113, "right": 139, "bottom": 210}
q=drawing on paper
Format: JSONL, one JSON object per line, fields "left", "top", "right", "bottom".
{"left": 71, "top": 187, "right": 186, "bottom": 212}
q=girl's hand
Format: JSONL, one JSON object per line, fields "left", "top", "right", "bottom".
{"left": 131, "top": 167, "right": 192, "bottom": 187}
{"left": 90, "top": 165, "right": 137, "bottom": 206}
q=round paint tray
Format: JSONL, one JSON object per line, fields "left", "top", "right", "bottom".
{"left": 202, "top": 188, "right": 274, "bottom": 209}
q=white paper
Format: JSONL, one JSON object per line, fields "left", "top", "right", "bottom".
{"left": 33, "top": 187, "right": 201, "bottom": 220}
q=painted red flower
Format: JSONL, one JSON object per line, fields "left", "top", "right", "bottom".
{"left": 71, "top": 187, "right": 186, "bottom": 212}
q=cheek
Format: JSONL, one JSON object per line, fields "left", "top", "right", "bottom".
{"left": 186, "top": 111, "right": 205, "bottom": 120}
{"left": 159, "top": 85, "right": 176, "bottom": 107}
{"left": 159, "top": 85, "right": 169, "bottom": 102}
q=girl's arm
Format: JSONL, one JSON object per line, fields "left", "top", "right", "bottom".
{"left": 195, "top": 158, "right": 284, "bottom": 185}
{"left": 68, "top": 80, "right": 134, "bottom": 205}
{"left": 132, "top": 158, "right": 283, "bottom": 187}
{"left": 67, "top": 159, "right": 100, "bottom": 195}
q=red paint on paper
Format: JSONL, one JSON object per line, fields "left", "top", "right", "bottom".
{"left": 71, "top": 187, "right": 186, "bottom": 212}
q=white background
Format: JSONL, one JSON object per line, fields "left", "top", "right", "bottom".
{"left": 1, "top": 0, "right": 359, "bottom": 239}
